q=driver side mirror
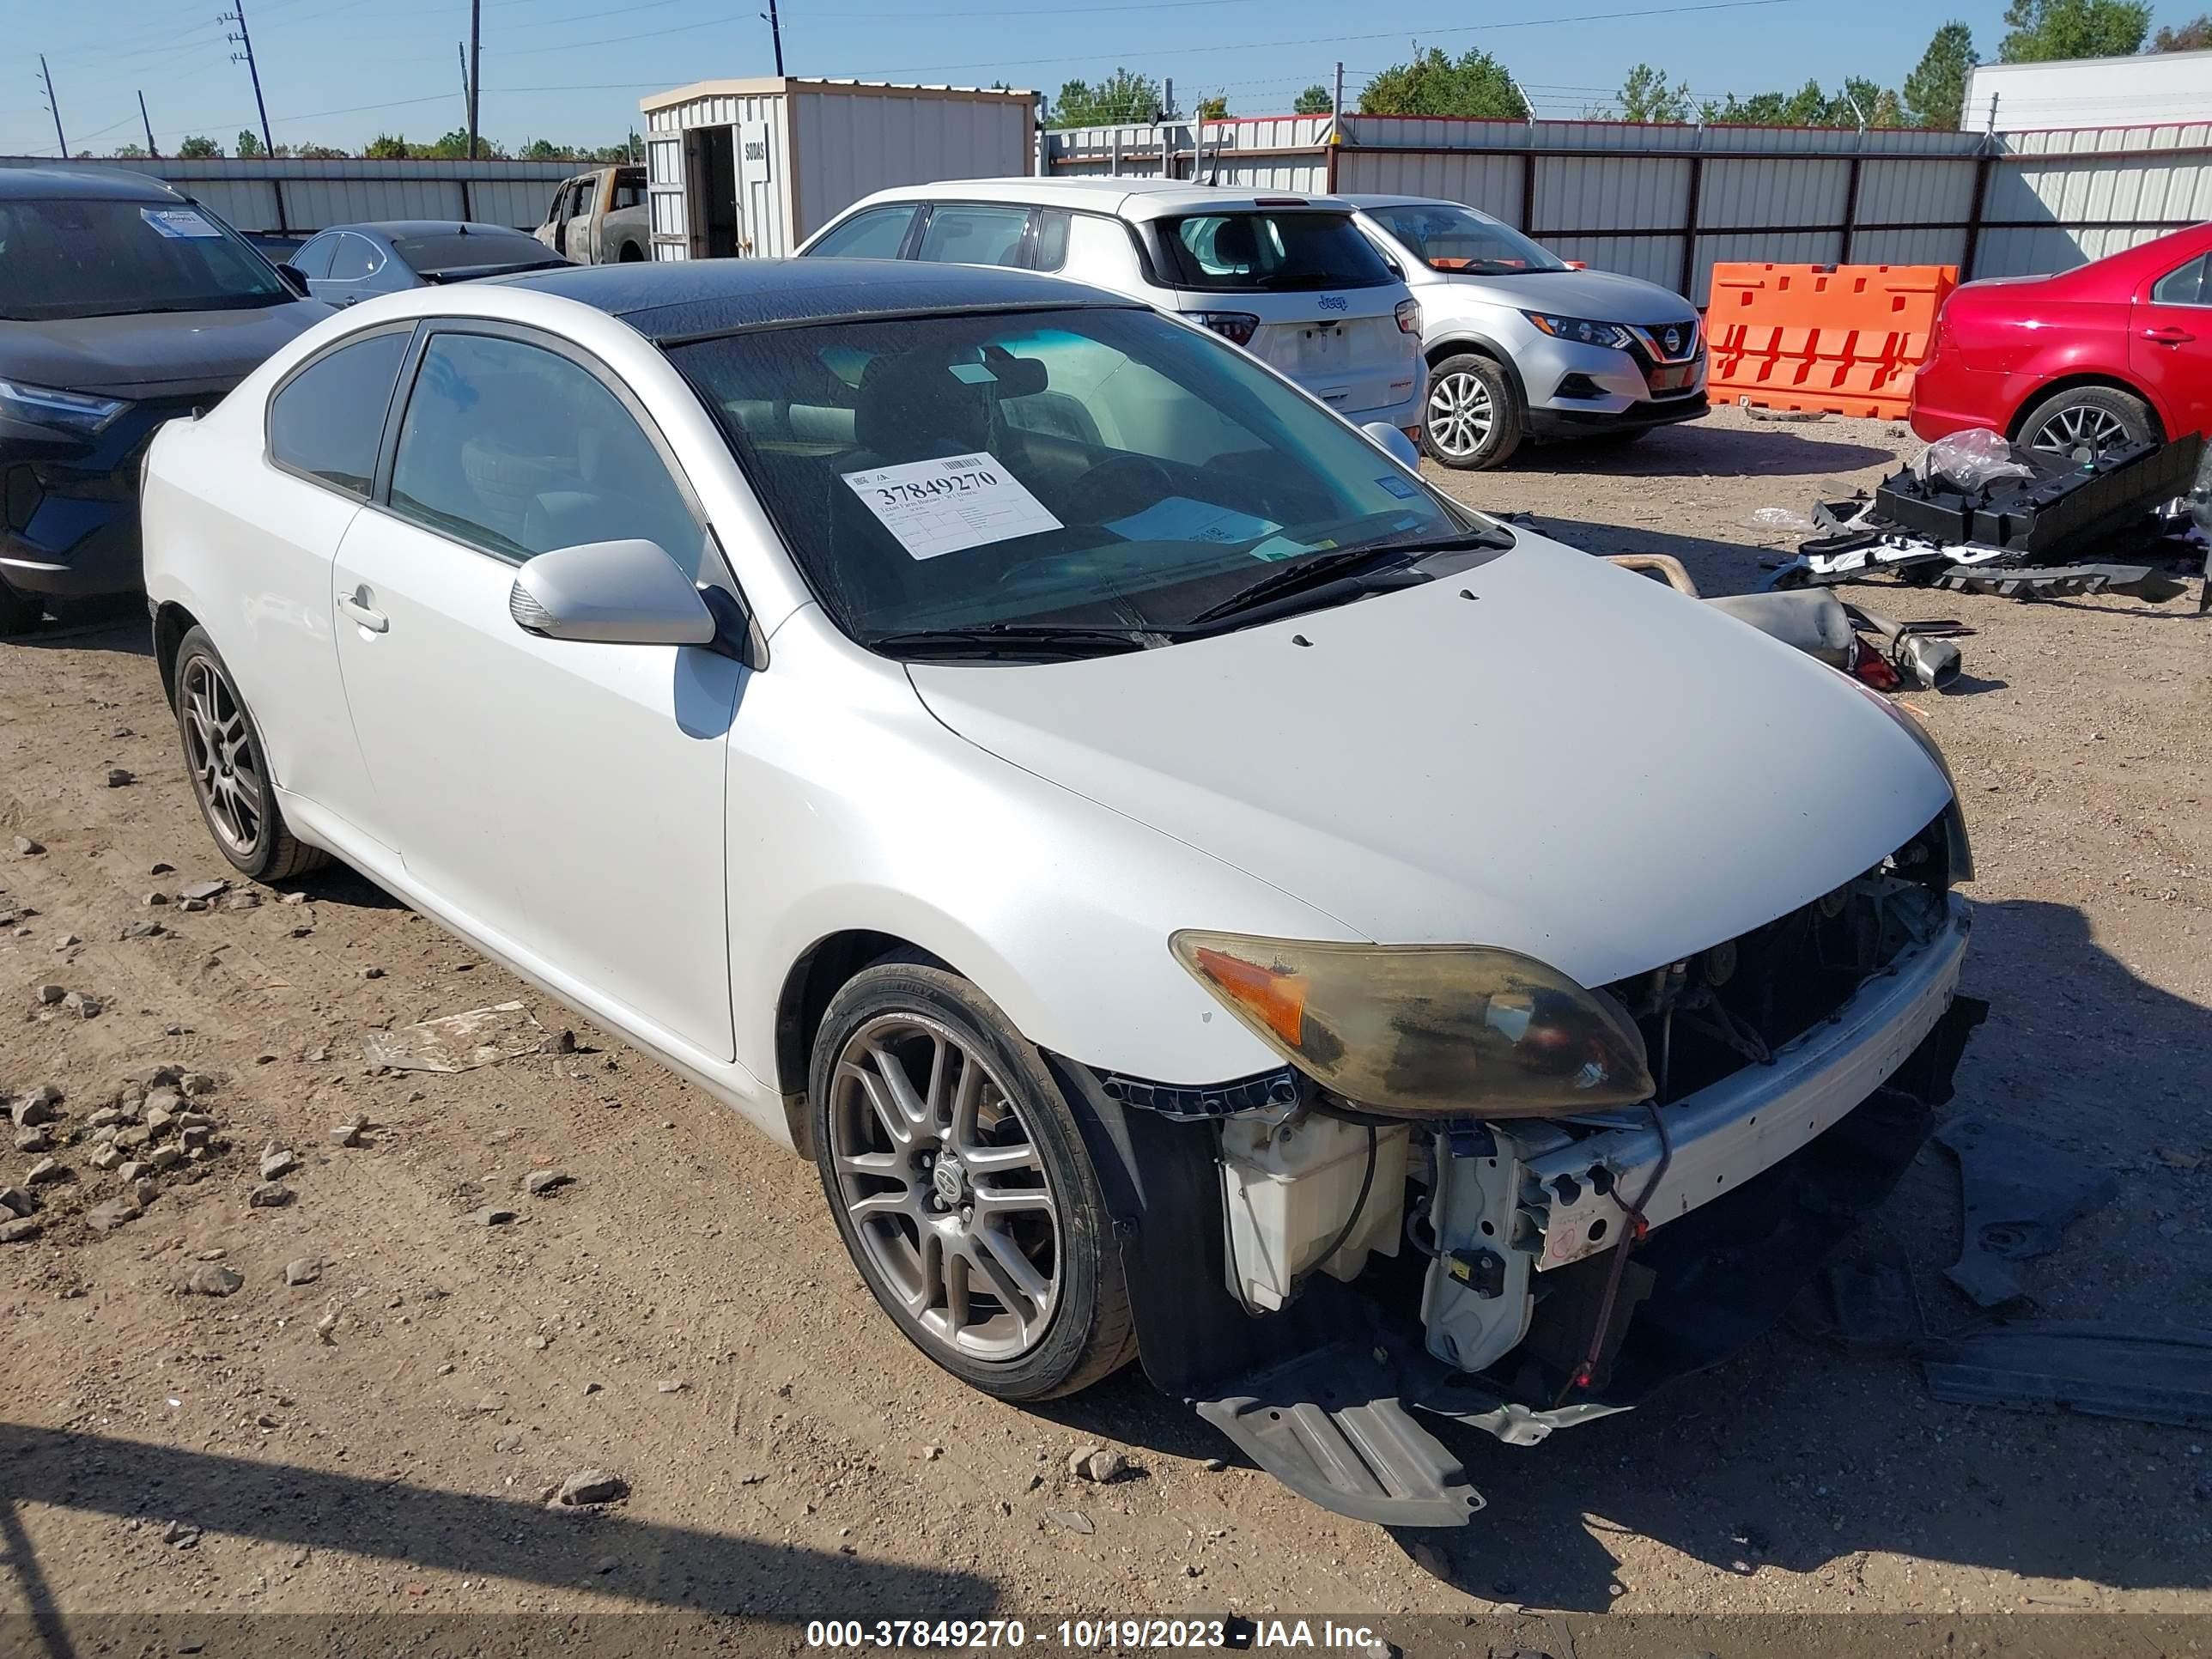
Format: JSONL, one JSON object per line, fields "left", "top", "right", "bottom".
{"left": 1362, "top": 421, "right": 1422, "bottom": 472}
{"left": 276, "top": 262, "right": 311, "bottom": 298}
{"left": 507, "top": 538, "right": 718, "bottom": 647}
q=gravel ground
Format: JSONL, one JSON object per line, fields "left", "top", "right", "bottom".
{"left": 0, "top": 404, "right": 2206, "bottom": 1648}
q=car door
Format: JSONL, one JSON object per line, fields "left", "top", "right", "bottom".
{"left": 245, "top": 323, "right": 416, "bottom": 829}
{"left": 2131, "top": 250, "right": 2212, "bottom": 439}
{"left": 565, "top": 179, "right": 600, "bottom": 264}
{"left": 910, "top": 203, "right": 1035, "bottom": 270}
{"left": 329, "top": 321, "right": 743, "bottom": 1061}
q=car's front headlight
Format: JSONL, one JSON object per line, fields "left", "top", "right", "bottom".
{"left": 0, "top": 378, "right": 131, "bottom": 436}
{"left": 1522, "top": 313, "right": 1632, "bottom": 350}
{"left": 1170, "top": 931, "right": 1654, "bottom": 1119}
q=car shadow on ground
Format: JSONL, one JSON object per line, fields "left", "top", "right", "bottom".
{"left": 1522, "top": 422, "right": 1896, "bottom": 480}
{"left": 1046, "top": 899, "right": 2212, "bottom": 1611}
{"left": 0, "top": 1422, "right": 994, "bottom": 1644}
{"left": 4, "top": 605, "right": 155, "bottom": 659}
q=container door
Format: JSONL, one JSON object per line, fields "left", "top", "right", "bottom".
{"left": 738, "top": 120, "right": 775, "bottom": 258}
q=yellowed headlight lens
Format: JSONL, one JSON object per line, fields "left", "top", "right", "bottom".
{"left": 1170, "top": 931, "right": 1655, "bottom": 1118}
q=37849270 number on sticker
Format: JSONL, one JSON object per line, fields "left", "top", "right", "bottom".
{"left": 841, "top": 452, "right": 1063, "bottom": 562}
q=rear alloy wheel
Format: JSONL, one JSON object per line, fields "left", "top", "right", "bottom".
{"left": 2017, "top": 385, "right": 2154, "bottom": 464}
{"left": 171, "top": 626, "right": 329, "bottom": 882}
{"left": 1422, "top": 352, "right": 1522, "bottom": 471}
{"left": 810, "top": 960, "right": 1132, "bottom": 1401}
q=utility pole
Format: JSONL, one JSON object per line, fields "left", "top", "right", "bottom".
{"left": 222, "top": 0, "right": 275, "bottom": 156}
{"left": 762, "top": 0, "right": 784, "bottom": 76}
{"left": 467, "top": 0, "right": 482, "bottom": 159}
{"left": 139, "top": 90, "right": 159, "bottom": 157}
{"left": 37, "top": 55, "right": 66, "bottom": 156}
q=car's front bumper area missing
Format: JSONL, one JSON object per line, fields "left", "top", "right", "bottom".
{"left": 1064, "top": 899, "right": 1985, "bottom": 1528}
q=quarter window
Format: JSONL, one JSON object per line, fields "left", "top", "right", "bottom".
{"left": 326, "top": 232, "right": 383, "bottom": 283}
{"left": 289, "top": 234, "right": 338, "bottom": 280}
{"left": 387, "top": 331, "right": 704, "bottom": 573}
{"left": 2152, "top": 253, "right": 2208, "bottom": 307}
{"left": 1033, "top": 209, "right": 1072, "bottom": 272}
{"left": 267, "top": 329, "right": 411, "bottom": 498}
{"left": 916, "top": 205, "right": 1031, "bottom": 268}
{"left": 808, "top": 205, "right": 916, "bottom": 258}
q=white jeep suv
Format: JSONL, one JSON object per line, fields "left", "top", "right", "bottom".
{"left": 801, "top": 179, "right": 1425, "bottom": 438}
{"left": 1348, "top": 196, "right": 1707, "bottom": 470}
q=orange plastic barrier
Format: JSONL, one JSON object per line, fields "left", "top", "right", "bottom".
{"left": 1704, "top": 263, "right": 1957, "bottom": 422}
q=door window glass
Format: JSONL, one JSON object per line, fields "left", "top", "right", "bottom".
{"left": 289, "top": 233, "right": 338, "bottom": 280}
{"left": 267, "top": 329, "right": 411, "bottom": 497}
{"left": 1033, "top": 209, "right": 1071, "bottom": 272}
{"left": 806, "top": 205, "right": 916, "bottom": 259}
{"left": 2151, "top": 253, "right": 2208, "bottom": 307}
{"left": 915, "top": 205, "right": 1031, "bottom": 268}
{"left": 326, "top": 233, "right": 381, "bottom": 282}
{"left": 388, "top": 331, "right": 704, "bottom": 574}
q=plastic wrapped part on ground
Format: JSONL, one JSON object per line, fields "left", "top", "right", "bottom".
{"left": 1912, "top": 428, "right": 2034, "bottom": 492}
{"left": 1748, "top": 505, "right": 1819, "bottom": 535}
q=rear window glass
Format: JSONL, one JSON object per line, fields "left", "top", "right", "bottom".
{"left": 392, "top": 229, "right": 562, "bottom": 274}
{"left": 1158, "top": 210, "right": 1395, "bottom": 292}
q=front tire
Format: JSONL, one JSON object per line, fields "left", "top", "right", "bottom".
{"left": 1421, "top": 353, "right": 1523, "bottom": 471}
{"left": 809, "top": 959, "right": 1133, "bottom": 1401}
{"left": 171, "top": 626, "right": 329, "bottom": 882}
{"left": 2016, "top": 385, "right": 2154, "bottom": 463}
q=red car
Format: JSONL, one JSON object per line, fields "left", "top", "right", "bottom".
{"left": 1911, "top": 221, "right": 2212, "bottom": 461}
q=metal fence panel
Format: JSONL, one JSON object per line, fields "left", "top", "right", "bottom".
{"left": 1700, "top": 156, "right": 1850, "bottom": 230}
{"left": 1537, "top": 155, "right": 1691, "bottom": 234}
{"left": 1547, "top": 233, "right": 1686, "bottom": 287}
{"left": 1337, "top": 149, "right": 1517, "bottom": 216}
{"left": 1856, "top": 156, "right": 1978, "bottom": 225}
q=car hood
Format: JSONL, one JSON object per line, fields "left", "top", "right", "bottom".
{"left": 0, "top": 300, "right": 328, "bottom": 399}
{"left": 908, "top": 538, "right": 1954, "bottom": 989}
{"left": 1437, "top": 266, "right": 1697, "bottom": 325}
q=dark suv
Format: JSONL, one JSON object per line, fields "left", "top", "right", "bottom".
{"left": 0, "top": 167, "right": 326, "bottom": 634}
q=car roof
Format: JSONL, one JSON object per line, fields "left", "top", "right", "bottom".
{"left": 0, "top": 166, "right": 184, "bottom": 204}
{"left": 496, "top": 256, "right": 1139, "bottom": 340}
{"left": 1339, "top": 194, "right": 1504, "bottom": 218}
{"left": 318, "top": 221, "right": 541, "bottom": 240}
{"left": 851, "top": 176, "right": 1360, "bottom": 222}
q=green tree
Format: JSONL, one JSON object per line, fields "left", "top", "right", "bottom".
{"left": 1998, "top": 0, "right": 2149, "bottom": 60}
{"left": 2152, "top": 12, "right": 2212, "bottom": 47}
{"left": 235, "top": 129, "right": 264, "bottom": 158}
{"left": 112, "top": 141, "right": 148, "bottom": 157}
{"left": 176, "top": 134, "right": 222, "bottom": 158}
{"left": 363, "top": 132, "right": 411, "bottom": 159}
{"left": 1195, "top": 93, "right": 1228, "bottom": 120}
{"left": 292, "top": 142, "right": 346, "bottom": 159}
{"left": 1903, "top": 22, "right": 1978, "bottom": 127}
{"left": 1048, "top": 68, "right": 1164, "bottom": 127}
{"left": 1616, "top": 62, "right": 1693, "bottom": 122}
{"left": 1293, "top": 83, "right": 1333, "bottom": 114}
{"left": 1358, "top": 46, "right": 1528, "bottom": 119}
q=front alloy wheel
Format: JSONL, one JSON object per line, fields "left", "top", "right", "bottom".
{"left": 1420, "top": 351, "right": 1522, "bottom": 471}
{"left": 828, "top": 1012, "right": 1061, "bottom": 1361}
{"left": 809, "top": 959, "right": 1132, "bottom": 1400}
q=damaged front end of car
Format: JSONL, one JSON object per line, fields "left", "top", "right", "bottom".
{"left": 1054, "top": 804, "right": 1986, "bottom": 1527}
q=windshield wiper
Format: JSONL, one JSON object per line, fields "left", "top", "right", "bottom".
{"left": 865, "top": 622, "right": 1188, "bottom": 659}
{"left": 1183, "top": 532, "right": 1506, "bottom": 628}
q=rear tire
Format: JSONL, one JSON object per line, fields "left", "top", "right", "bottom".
{"left": 2015, "top": 385, "right": 2154, "bottom": 463}
{"left": 170, "top": 626, "right": 330, "bottom": 883}
{"left": 1421, "top": 353, "right": 1522, "bottom": 471}
{"left": 809, "top": 957, "right": 1133, "bottom": 1401}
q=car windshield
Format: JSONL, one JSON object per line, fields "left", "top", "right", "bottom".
{"left": 392, "top": 228, "right": 562, "bottom": 275}
{"left": 1369, "top": 204, "right": 1568, "bottom": 276}
{"left": 1158, "top": 210, "right": 1396, "bottom": 292}
{"left": 0, "top": 196, "right": 292, "bottom": 321}
{"left": 672, "top": 305, "right": 1499, "bottom": 653}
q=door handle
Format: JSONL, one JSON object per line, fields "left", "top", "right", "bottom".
{"left": 2142, "top": 325, "right": 2196, "bottom": 344}
{"left": 339, "top": 586, "right": 388, "bottom": 634}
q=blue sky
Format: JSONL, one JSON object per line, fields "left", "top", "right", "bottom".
{"left": 8, "top": 0, "right": 2203, "bottom": 158}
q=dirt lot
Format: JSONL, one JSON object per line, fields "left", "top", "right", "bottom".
{"left": 2, "top": 405, "right": 2208, "bottom": 1650}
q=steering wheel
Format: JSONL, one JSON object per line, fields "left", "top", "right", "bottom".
{"left": 1074, "top": 453, "right": 1179, "bottom": 522}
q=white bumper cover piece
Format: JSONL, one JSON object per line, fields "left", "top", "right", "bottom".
{"left": 1522, "top": 894, "right": 1972, "bottom": 1273}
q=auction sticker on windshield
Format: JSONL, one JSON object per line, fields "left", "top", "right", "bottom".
{"left": 842, "top": 453, "right": 1062, "bottom": 561}
{"left": 140, "top": 207, "right": 224, "bottom": 239}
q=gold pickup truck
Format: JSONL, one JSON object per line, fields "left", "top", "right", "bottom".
{"left": 532, "top": 165, "right": 648, "bottom": 264}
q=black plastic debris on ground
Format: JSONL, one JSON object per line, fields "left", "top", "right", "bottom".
{"left": 1934, "top": 1114, "right": 2119, "bottom": 1309}
{"left": 1875, "top": 434, "right": 2203, "bottom": 561}
{"left": 1922, "top": 1322, "right": 2212, "bottom": 1431}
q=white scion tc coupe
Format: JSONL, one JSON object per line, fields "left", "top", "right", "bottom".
{"left": 141, "top": 258, "right": 1982, "bottom": 1527}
